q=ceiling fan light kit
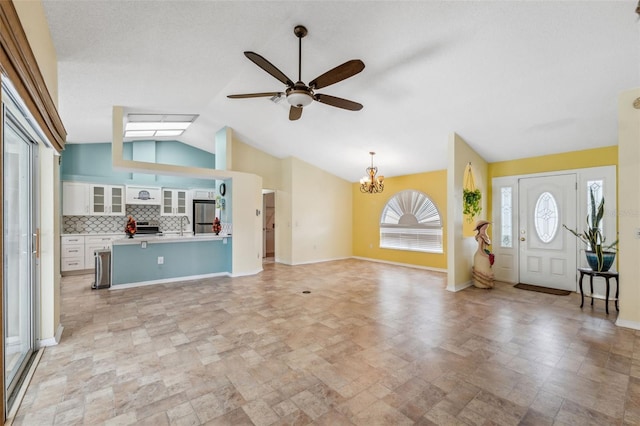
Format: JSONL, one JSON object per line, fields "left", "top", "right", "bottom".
{"left": 228, "top": 25, "right": 364, "bottom": 121}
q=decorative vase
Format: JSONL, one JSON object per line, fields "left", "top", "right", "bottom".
{"left": 585, "top": 250, "right": 616, "bottom": 272}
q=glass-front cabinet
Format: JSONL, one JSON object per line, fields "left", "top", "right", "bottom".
{"left": 161, "top": 189, "right": 188, "bottom": 216}
{"left": 90, "top": 184, "right": 124, "bottom": 216}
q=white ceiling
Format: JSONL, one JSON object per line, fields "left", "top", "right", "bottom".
{"left": 42, "top": 1, "right": 640, "bottom": 183}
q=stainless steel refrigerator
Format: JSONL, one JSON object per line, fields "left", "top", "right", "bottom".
{"left": 193, "top": 200, "right": 216, "bottom": 234}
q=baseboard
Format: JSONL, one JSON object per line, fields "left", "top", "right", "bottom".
{"left": 351, "top": 256, "right": 447, "bottom": 273}
{"left": 37, "top": 324, "right": 64, "bottom": 348}
{"left": 111, "top": 272, "right": 230, "bottom": 289}
{"left": 230, "top": 268, "right": 263, "bottom": 277}
{"left": 615, "top": 317, "right": 640, "bottom": 331}
{"left": 446, "top": 280, "right": 473, "bottom": 292}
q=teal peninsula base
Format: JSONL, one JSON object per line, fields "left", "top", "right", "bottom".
{"left": 111, "top": 235, "right": 232, "bottom": 287}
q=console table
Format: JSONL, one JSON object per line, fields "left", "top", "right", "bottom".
{"left": 578, "top": 267, "right": 619, "bottom": 315}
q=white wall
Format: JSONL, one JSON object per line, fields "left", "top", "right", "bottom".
{"left": 447, "top": 132, "right": 489, "bottom": 292}
{"left": 617, "top": 87, "right": 640, "bottom": 330}
{"left": 290, "top": 157, "right": 352, "bottom": 264}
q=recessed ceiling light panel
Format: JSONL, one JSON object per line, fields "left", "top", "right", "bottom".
{"left": 124, "top": 113, "right": 198, "bottom": 138}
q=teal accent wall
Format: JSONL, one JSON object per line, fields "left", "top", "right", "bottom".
{"left": 61, "top": 142, "right": 133, "bottom": 181}
{"left": 111, "top": 238, "right": 232, "bottom": 285}
{"left": 61, "top": 141, "right": 216, "bottom": 188}
{"left": 157, "top": 141, "right": 215, "bottom": 169}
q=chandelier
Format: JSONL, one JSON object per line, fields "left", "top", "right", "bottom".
{"left": 360, "top": 152, "right": 384, "bottom": 193}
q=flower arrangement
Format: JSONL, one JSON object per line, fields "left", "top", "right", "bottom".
{"left": 125, "top": 215, "right": 136, "bottom": 238}
{"left": 212, "top": 217, "right": 221, "bottom": 235}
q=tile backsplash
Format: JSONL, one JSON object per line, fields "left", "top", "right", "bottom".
{"left": 64, "top": 205, "right": 193, "bottom": 234}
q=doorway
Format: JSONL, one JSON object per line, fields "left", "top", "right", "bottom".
{"left": 492, "top": 166, "right": 616, "bottom": 291}
{"left": 518, "top": 174, "right": 577, "bottom": 290}
{"left": 2, "top": 97, "right": 39, "bottom": 412}
{"left": 262, "top": 191, "right": 275, "bottom": 261}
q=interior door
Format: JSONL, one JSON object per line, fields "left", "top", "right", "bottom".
{"left": 518, "top": 174, "right": 577, "bottom": 290}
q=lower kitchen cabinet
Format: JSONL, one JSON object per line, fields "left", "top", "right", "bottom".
{"left": 61, "top": 235, "right": 84, "bottom": 272}
{"left": 61, "top": 234, "right": 122, "bottom": 273}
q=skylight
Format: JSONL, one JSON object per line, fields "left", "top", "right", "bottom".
{"left": 124, "top": 113, "right": 198, "bottom": 138}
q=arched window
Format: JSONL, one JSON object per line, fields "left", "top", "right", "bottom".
{"left": 380, "top": 190, "right": 443, "bottom": 253}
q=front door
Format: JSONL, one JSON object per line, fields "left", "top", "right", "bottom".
{"left": 518, "top": 174, "right": 577, "bottom": 291}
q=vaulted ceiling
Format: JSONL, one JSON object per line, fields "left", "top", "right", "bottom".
{"left": 42, "top": 1, "right": 640, "bottom": 182}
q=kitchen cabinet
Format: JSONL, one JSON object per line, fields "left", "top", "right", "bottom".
{"left": 61, "top": 234, "right": 122, "bottom": 273}
{"left": 125, "top": 185, "right": 161, "bottom": 205}
{"left": 90, "top": 184, "right": 125, "bottom": 216}
{"left": 62, "top": 182, "right": 90, "bottom": 215}
{"left": 61, "top": 235, "right": 85, "bottom": 272}
{"left": 161, "top": 188, "right": 190, "bottom": 216}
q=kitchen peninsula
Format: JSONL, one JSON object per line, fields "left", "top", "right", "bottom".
{"left": 111, "top": 233, "right": 232, "bottom": 287}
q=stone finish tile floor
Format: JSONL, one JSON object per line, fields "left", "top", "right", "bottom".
{"left": 11, "top": 259, "right": 640, "bottom": 425}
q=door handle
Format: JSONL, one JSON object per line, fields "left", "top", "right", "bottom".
{"left": 33, "top": 229, "right": 40, "bottom": 258}
{"left": 520, "top": 237, "right": 526, "bottom": 241}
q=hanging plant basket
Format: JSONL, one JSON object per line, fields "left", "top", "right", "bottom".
{"left": 463, "top": 163, "right": 482, "bottom": 222}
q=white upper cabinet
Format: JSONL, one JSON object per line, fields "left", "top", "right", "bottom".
{"left": 90, "top": 184, "right": 125, "bottom": 216}
{"left": 62, "top": 181, "right": 90, "bottom": 215}
{"left": 161, "top": 188, "right": 190, "bottom": 216}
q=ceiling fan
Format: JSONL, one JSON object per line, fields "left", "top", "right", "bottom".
{"left": 227, "top": 25, "right": 365, "bottom": 121}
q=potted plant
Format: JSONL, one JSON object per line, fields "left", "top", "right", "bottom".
{"left": 463, "top": 188, "right": 482, "bottom": 223}
{"left": 563, "top": 188, "right": 617, "bottom": 271}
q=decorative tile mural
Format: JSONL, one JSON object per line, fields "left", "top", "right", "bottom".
{"left": 62, "top": 205, "right": 230, "bottom": 234}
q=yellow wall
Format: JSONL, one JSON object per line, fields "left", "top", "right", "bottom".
{"left": 489, "top": 146, "right": 618, "bottom": 178}
{"left": 352, "top": 169, "right": 447, "bottom": 270}
{"left": 487, "top": 146, "right": 618, "bottom": 225}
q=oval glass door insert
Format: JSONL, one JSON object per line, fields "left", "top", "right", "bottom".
{"left": 534, "top": 191, "right": 559, "bottom": 243}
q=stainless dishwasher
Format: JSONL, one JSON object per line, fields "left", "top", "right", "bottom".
{"left": 92, "top": 249, "right": 111, "bottom": 289}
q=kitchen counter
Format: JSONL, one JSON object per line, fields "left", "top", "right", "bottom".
{"left": 113, "top": 233, "right": 231, "bottom": 245}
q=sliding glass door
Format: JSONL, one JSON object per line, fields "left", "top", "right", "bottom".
{"left": 3, "top": 101, "right": 38, "bottom": 410}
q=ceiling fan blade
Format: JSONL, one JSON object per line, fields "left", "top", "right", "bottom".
{"left": 244, "top": 52, "right": 294, "bottom": 87}
{"left": 314, "top": 93, "right": 363, "bottom": 111}
{"left": 289, "top": 106, "right": 303, "bottom": 121}
{"left": 227, "top": 92, "right": 283, "bottom": 99}
{"left": 309, "top": 60, "right": 365, "bottom": 90}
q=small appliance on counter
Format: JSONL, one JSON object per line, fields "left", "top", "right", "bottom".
{"left": 193, "top": 200, "right": 216, "bottom": 234}
{"left": 136, "top": 220, "right": 161, "bottom": 235}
